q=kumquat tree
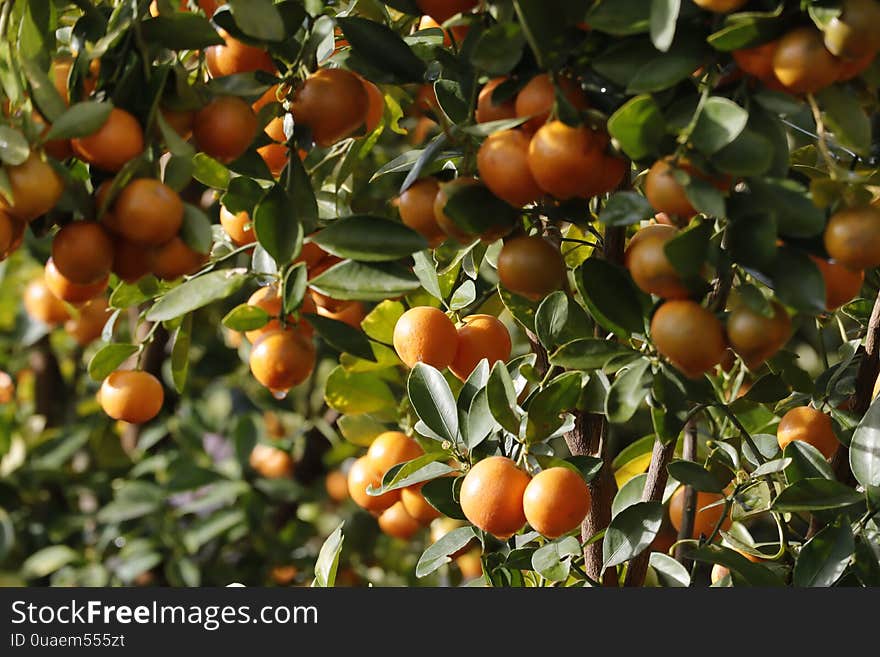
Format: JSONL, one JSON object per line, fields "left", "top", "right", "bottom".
{"left": 0, "top": 0, "right": 879, "bottom": 589}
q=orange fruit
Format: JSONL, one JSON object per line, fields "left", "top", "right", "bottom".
{"left": 460, "top": 456, "right": 531, "bottom": 539}
{"left": 455, "top": 548, "right": 483, "bottom": 579}
{"left": 348, "top": 455, "right": 400, "bottom": 513}
{"left": 527, "top": 121, "right": 605, "bottom": 200}
{"left": 316, "top": 300, "right": 365, "bottom": 329}
{"left": 497, "top": 235, "right": 566, "bottom": 301}
{"left": 366, "top": 430, "right": 424, "bottom": 475}
{"left": 398, "top": 178, "right": 446, "bottom": 247}
{"left": 692, "top": 0, "right": 748, "bottom": 12}
{"left": 772, "top": 27, "right": 841, "bottom": 94}
{"left": 651, "top": 300, "right": 727, "bottom": 378}
{"left": 823, "top": 0, "right": 880, "bottom": 60}
{"left": 669, "top": 487, "right": 731, "bottom": 539}
{"left": 244, "top": 284, "right": 316, "bottom": 343}
{"left": 514, "top": 73, "right": 588, "bottom": 133}
{"left": 732, "top": 40, "right": 780, "bottom": 84}
{"left": 726, "top": 298, "right": 791, "bottom": 370}
{"left": 219, "top": 206, "right": 256, "bottom": 246}
{"left": 811, "top": 256, "right": 863, "bottom": 310}
{"left": 32, "top": 113, "right": 73, "bottom": 161}
{"left": 0, "top": 210, "right": 15, "bottom": 255}
{"left": 2, "top": 151, "right": 65, "bottom": 221}
{"left": 434, "top": 177, "right": 513, "bottom": 242}
{"left": 297, "top": 240, "right": 331, "bottom": 270}
{"left": 44, "top": 257, "right": 108, "bottom": 304}
{"left": 290, "top": 68, "right": 369, "bottom": 147}
{"left": 0, "top": 371, "right": 14, "bottom": 404}
{"left": 112, "top": 178, "right": 184, "bottom": 246}
{"left": 360, "top": 78, "right": 384, "bottom": 133}
{"left": 416, "top": 0, "right": 477, "bottom": 23}
{"left": 325, "top": 469, "right": 350, "bottom": 502}
{"left": 71, "top": 107, "right": 144, "bottom": 172}
{"left": 99, "top": 370, "right": 164, "bottom": 424}
{"left": 477, "top": 129, "right": 543, "bottom": 206}
{"left": 270, "top": 564, "right": 298, "bottom": 585}
{"left": 401, "top": 484, "right": 442, "bottom": 523}
{"left": 160, "top": 106, "right": 195, "bottom": 139}
{"left": 152, "top": 237, "right": 206, "bottom": 280}
{"left": 257, "top": 116, "right": 289, "bottom": 177}
{"left": 595, "top": 154, "right": 629, "bottom": 195}
{"left": 449, "top": 314, "right": 511, "bottom": 381}
{"left": 392, "top": 306, "right": 459, "bottom": 370}
{"left": 475, "top": 77, "right": 516, "bottom": 123}
{"left": 624, "top": 224, "right": 690, "bottom": 299}
{"left": 823, "top": 205, "right": 880, "bottom": 269}
{"left": 112, "top": 237, "right": 156, "bottom": 283}
{"left": 205, "top": 28, "right": 275, "bottom": 78}
{"left": 522, "top": 467, "right": 591, "bottom": 539}
{"left": 248, "top": 328, "right": 316, "bottom": 393}
{"left": 378, "top": 501, "right": 422, "bottom": 540}
{"left": 837, "top": 49, "right": 876, "bottom": 80}
{"left": 23, "top": 278, "right": 70, "bottom": 325}
{"left": 644, "top": 157, "right": 696, "bottom": 219}
{"left": 249, "top": 443, "right": 294, "bottom": 479}
{"left": 51, "top": 221, "right": 114, "bottom": 285}
{"left": 776, "top": 406, "right": 839, "bottom": 459}
{"left": 193, "top": 96, "right": 258, "bottom": 163}
{"left": 64, "top": 297, "right": 109, "bottom": 346}
{"left": 417, "top": 15, "right": 469, "bottom": 46}
{"left": 52, "top": 57, "right": 99, "bottom": 103}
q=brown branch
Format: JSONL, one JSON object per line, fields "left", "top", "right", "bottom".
{"left": 29, "top": 335, "right": 65, "bottom": 427}
{"left": 674, "top": 420, "right": 698, "bottom": 567}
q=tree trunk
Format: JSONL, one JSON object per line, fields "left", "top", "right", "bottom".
{"left": 30, "top": 335, "right": 64, "bottom": 427}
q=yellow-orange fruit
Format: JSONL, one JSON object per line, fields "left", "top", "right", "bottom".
{"left": 361, "top": 78, "right": 384, "bottom": 133}
{"left": 772, "top": 27, "right": 841, "bottom": 94}
{"left": 644, "top": 158, "right": 696, "bottom": 218}
{"left": 477, "top": 129, "right": 543, "bottom": 207}
{"left": 112, "top": 237, "right": 156, "bottom": 283}
{"left": 0, "top": 371, "right": 14, "bottom": 404}
{"left": 325, "top": 469, "right": 350, "bottom": 502}
{"left": 726, "top": 299, "right": 791, "bottom": 370}
{"left": 392, "top": 306, "right": 459, "bottom": 370}
{"left": 776, "top": 406, "right": 839, "bottom": 459}
{"left": 51, "top": 221, "right": 114, "bottom": 285}
{"left": 401, "top": 484, "right": 442, "bottom": 523}
{"left": 290, "top": 68, "right": 369, "bottom": 147}
{"left": 460, "top": 456, "right": 531, "bottom": 539}
{"left": 64, "top": 297, "right": 110, "bottom": 346}
{"left": 193, "top": 96, "right": 258, "bottom": 163}
{"left": 316, "top": 300, "right": 365, "bottom": 329}
{"left": 23, "top": 278, "right": 70, "bottom": 325}
{"left": 475, "top": 77, "right": 516, "bottom": 123}
{"left": 514, "top": 73, "right": 588, "bottom": 133}
{"left": 669, "top": 487, "right": 731, "bottom": 539}
{"left": 433, "top": 177, "right": 498, "bottom": 243}
{"left": 2, "top": 152, "right": 65, "bottom": 222}
{"left": 219, "top": 206, "right": 256, "bottom": 246}
{"left": 711, "top": 564, "right": 731, "bottom": 585}
{"left": 823, "top": 206, "right": 880, "bottom": 270}
{"left": 811, "top": 256, "right": 863, "bottom": 311}
{"left": 248, "top": 329, "right": 316, "bottom": 392}
{"left": 522, "top": 467, "right": 591, "bottom": 539}
{"left": 243, "top": 284, "right": 317, "bottom": 343}
{"left": 205, "top": 29, "right": 275, "bottom": 78}
{"left": 624, "top": 224, "right": 690, "bottom": 299}
{"left": 151, "top": 237, "right": 206, "bottom": 280}
{"left": 693, "top": 0, "right": 748, "bottom": 12}
{"left": 455, "top": 548, "right": 483, "bottom": 579}
{"left": 366, "top": 431, "right": 424, "bottom": 475}
{"left": 159, "top": 106, "right": 195, "bottom": 139}
{"left": 71, "top": 108, "right": 144, "bottom": 172}
{"left": 527, "top": 121, "right": 604, "bottom": 200}
{"left": 347, "top": 456, "right": 400, "bottom": 513}
{"left": 378, "top": 501, "right": 422, "bottom": 540}
{"left": 416, "top": 0, "right": 477, "bottom": 23}
{"left": 824, "top": 0, "right": 880, "bottom": 60}
{"left": 398, "top": 178, "right": 446, "bottom": 247}
{"left": 449, "top": 314, "right": 511, "bottom": 381}
{"left": 249, "top": 443, "right": 294, "bottom": 479}
{"left": 0, "top": 210, "right": 15, "bottom": 254}
{"left": 650, "top": 300, "right": 727, "bottom": 378}
{"left": 44, "top": 258, "right": 108, "bottom": 304}
{"left": 733, "top": 40, "right": 780, "bottom": 84}
{"left": 496, "top": 235, "right": 566, "bottom": 301}
{"left": 257, "top": 116, "right": 289, "bottom": 177}
{"left": 112, "top": 178, "right": 184, "bottom": 246}
{"left": 99, "top": 370, "right": 164, "bottom": 424}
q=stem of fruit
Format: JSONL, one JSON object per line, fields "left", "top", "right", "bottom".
{"left": 806, "top": 93, "right": 839, "bottom": 180}
{"left": 674, "top": 420, "right": 698, "bottom": 568}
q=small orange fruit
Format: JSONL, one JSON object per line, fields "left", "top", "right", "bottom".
{"left": 515, "top": 73, "right": 588, "bottom": 133}
{"left": 823, "top": 205, "right": 880, "bottom": 270}
{"left": 477, "top": 129, "right": 543, "bottom": 206}
{"left": 392, "top": 306, "right": 459, "bottom": 370}
{"left": 205, "top": 29, "right": 276, "bottom": 78}
{"left": 776, "top": 406, "right": 839, "bottom": 459}
{"left": 692, "top": 0, "right": 748, "bottom": 12}
{"left": 416, "top": 0, "right": 477, "bottom": 23}
{"left": 455, "top": 548, "right": 483, "bottom": 579}
{"left": 527, "top": 121, "right": 604, "bottom": 200}
{"left": 398, "top": 178, "right": 446, "bottom": 247}
{"left": 112, "top": 178, "right": 185, "bottom": 246}
{"left": 248, "top": 328, "right": 316, "bottom": 392}
{"left": 348, "top": 455, "right": 400, "bottom": 513}
{"left": 23, "top": 278, "right": 70, "bottom": 325}
{"left": 401, "top": 484, "right": 442, "bottom": 523}
{"left": 325, "top": 469, "right": 350, "bottom": 502}
{"left": 193, "top": 96, "right": 258, "bottom": 163}
{"left": 64, "top": 297, "right": 109, "bottom": 346}
{"left": 0, "top": 210, "right": 15, "bottom": 255}
{"left": 99, "top": 370, "right": 164, "bottom": 424}
{"left": 249, "top": 443, "right": 295, "bottom": 479}
{"left": 44, "top": 258, "right": 108, "bottom": 304}
{"left": 772, "top": 27, "right": 841, "bottom": 94}
{"left": 475, "top": 77, "right": 516, "bottom": 124}
{"left": 378, "top": 501, "right": 422, "bottom": 540}
{"left": 257, "top": 115, "right": 289, "bottom": 177}
{"left": 624, "top": 224, "right": 690, "bottom": 299}
{"left": 460, "top": 456, "right": 531, "bottom": 539}
{"left": 151, "top": 237, "right": 206, "bottom": 280}
{"left": 360, "top": 78, "right": 385, "bottom": 133}
{"left": 651, "top": 300, "right": 727, "bottom": 378}
{"left": 316, "top": 300, "right": 365, "bottom": 329}
{"left": 290, "top": 68, "right": 369, "bottom": 147}
{"left": 811, "top": 256, "right": 863, "bottom": 311}
{"left": 449, "top": 314, "right": 511, "bottom": 381}
{"left": 0, "top": 371, "right": 14, "bottom": 404}
{"left": 669, "top": 487, "right": 731, "bottom": 539}
{"left": 2, "top": 151, "right": 65, "bottom": 222}
{"left": 51, "top": 221, "right": 114, "bottom": 284}
{"left": 112, "top": 237, "right": 156, "bottom": 283}
{"left": 726, "top": 298, "right": 791, "bottom": 370}
{"left": 496, "top": 235, "right": 566, "bottom": 301}
{"left": 71, "top": 107, "right": 144, "bottom": 172}
{"left": 732, "top": 40, "right": 780, "bottom": 85}
{"left": 219, "top": 206, "right": 256, "bottom": 246}
{"left": 366, "top": 430, "right": 424, "bottom": 475}
{"left": 644, "top": 158, "right": 696, "bottom": 219}
{"left": 522, "top": 467, "right": 591, "bottom": 539}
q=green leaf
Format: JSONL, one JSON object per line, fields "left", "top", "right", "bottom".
{"left": 449, "top": 280, "right": 476, "bottom": 310}
{"left": 147, "top": 269, "right": 250, "bottom": 322}
{"left": 0, "top": 507, "right": 13, "bottom": 562}
{"left": 585, "top": 0, "right": 651, "bottom": 35}
{"left": 171, "top": 314, "right": 192, "bottom": 393}
{"left": 498, "top": 286, "right": 540, "bottom": 333}
{"left": 254, "top": 185, "right": 302, "bottom": 265}
{"left": 784, "top": 440, "right": 835, "bottom": 483}
{"left": 626, "top": 46, "right": 704, "bottom": 94}
{"left": 598, "top": 191, "right": 655, "bottom": 226}
{"left": 525, "top": 372, "right": 583, "bottom": 443}
{"left": 44, "top": 101, "right": 113, "bottom": 141}
{"left": 309, "top": 260, "right": 420, "bottom": 302}
{"left": 772, "top": 478, "right": 864, "bottom": 511}
{"left": 466, "top": 387, "right": 497, "bottom": 450}
{"left": 228, "top": 0, "right": 284, "bottom": 42}
{"left": 602, "top": 501, "right": 664, "bottom": 569}
{"left": 850, "top": 394, "right": 880, "bottom": 488}
{"left": 222, "top": 304, "right": 269, "bottom": 332}
{"left": 688, "top": 544, "right": 784, "bottom": 586}
{"left": 88, "top": 343, "right": 139, "bottom": 381}
{"left": 408, "top": 363, "right": 460, "bottom": 444}
{"left": 420, "top": 476, "right": 466, "bottom": 520}
{"left": 793, "top": 522, "right": 854, "bottom": 587}
{"left": 604, "top": 358, "right": 652, "bottom": 423}
{"left": 310, "top": 216, "right": 427, "bottom": 262}
{"left": 305, "top": 313, "right": 375, "bottom": 362}
{"left": 336, "top": 17, "right": 426, "bottom": 84}
{"left": 470, "top": 22, "right": 526, "bottom": 75}
{"left": 649, "top": 0, "right": 680, "bottom": 52}
{"left": 535, "top": 291, "right": 593, "bottom": 350}
{"left": 140, "top": 13, "right": 225, "bottom": 50}
{"left": 532, "top": 536, "right": 581, "bottom": 581}
{"left": 434, "top": 80, "right": 468, "bottom": 125}
{"left": 577, "top": 258, "right": 646, "bottom": 337}
{"left": 416, "top": 527, "right": 477, "bottom": 578}
{"left": 325, "top": 366, "right": 396, "bottom": 414}
{"left": 337, "top": 413, "right": 389, "bottom": 447}
{"left": 22, "top": 545, "right": 79, "bottom": 579}
{"left": 712, "top": 128, "right": 773, "bottom": 177}
{"left": 747, "top": 178, "right": 824, "bottom": 238}
{"left": 667, "top": 460, "right": 724, "bottom": 493}
{"left": 180, "top": 203, "right": 213, "bottom": 254}
{"left": 608, "top": 95, "right": 667, "bottom": 161}
{"left": 767, "top": 246, "right": 826, "bottom": 315}
{"left": 21, "top": 56, "right": 67, "bottom": 122}
{"left": 372, "top": 455, "right": 457, "bottom": 494}
{"left": 312, "top": 522, "right": 345, "bottom": 587}
{"left": 691, "top": 97, "right": 748, "bottom": 155}
{"left": 192, "top": 153, "right": 231, "bottom": 189}
{"left": 816, "top": 85, "right": 871, "bottom": 157}
{"left": 487, "top": 361, "right": 521, "bottom": 435}
{"left": 282, "top": 262, "right": 308, "bottom": 315}
{"left": 649, "top": 552, "right": 691, "bottom": 587}
{"left": 550, "top": 339, "right": 640, "bottom": 370}
{"left": 0, "top": 126, "right": 30, "bottom": 166}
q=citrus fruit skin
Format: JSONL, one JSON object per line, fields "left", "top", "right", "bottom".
{"left": 432, "top": 177, "right": 483, "bottom": 243}
{"left": 823, "top": 0, "right": 880, "bottom": 60}
{"left": 624, "top": 224, "right": 690, "bottom": 299}
{"left": 668, "top": 487, "right": 731, "bottom": 539}
{"left": 151, "top": 237, "right": 206, "bottom": 281}
{"left": 772, "top": 27, "right": 841, "bottom": 94}
{"left": 316, "top": 300, "right": 365, "bottom": 329}
{"left": 2, "top": 151, "right": 65, "bottom": 222}
{"left": 460, "top": 456, "right": 531, "bottom": 539}
{"left": 112, "top": 237, "right": 156, "bottom": 284}
{"left": 496, "top": 236, "right": 566, "bottom": 301}
{"left": 249, "top": 444, "right": 294, "bottom": 479}
{"left": 0, "top": 371, "right": 14, "bottom": 404}
{"left": 325, "top": 469, "right": 350, "bottom": 502}
{"left": 99, "top": 370, "right": 164, "bottom": 424}
{"left": 244, "top": 285, "right": 316, "bottom": 343}
{"left": 219, "top": 206, "right": 256, "bottom": 246}
{"left": 366, "top": 431, "right": 424, "bottom": 475}
{"left": 72, "top": 108, "right": 144, "bottom": 172}
{"left": 449, "top": 314, "right": 512, "bottom": 381}
{"left": 726, "top": 299, "right": 791, "bottom": 370}
{"left": 823, "top": 206, "right": 880, "bottom": 270}
{"left": 478, "top": 129, "right": 543, "bottom": 207}
{"left": 24, "top": 278, "right": 70, "bottom": 325}
{"left": 64, "top": 297, "right": 109, "bottom": 347}
{"left": 398, "top": 178, "right": 446, "bottom": 247}
{"left": 206, "top": 29, "right": 275, "bottom": 78}
{"left": 392, "top": 306, "right": 459, "bottom": 370}
{"left": 527, "top": 121, "right": 603, "bottom": 200}
{"left": 0, "top": 210, "right": 16, "bottom": 255}
{"left": 811, "top": 256, "right": 863, "bottom": 311}
{"left": 644, "top": 158, "right": 697, "bottom": 219}
{"left": 776, "top": 406, "right": 839, "bottom": 459}
{"left": 348, "top": 456, "right": 400, "bottom": 513}
{"left": 378, "top": 501, "right": 422, "bottom": 540}
{"left": 361, "top": 78, "right": 385, "bottom": 133}
{"left": 290, "top": 68, "right": 369, "bottom": 147}
{"left": 416, "top": 0, "right": 477, "bottom": 23}
{"left": 650, "top": 300, "right": 727, "bottom": 379}
{"left": 515, "top": 73, "right": 588, "bottom": 133}
{"left": 113, "top": 178, "right": 185, "bottom": 246}
{"left": 51, "top": 221, "right": 114, "bottom": 285}
{"left": 248, "top": 329, "right": 316, "bottom": 393}
{"left": 522, "top": 467, "right": 591, "bottom": 539}
{"left": 257, "top": 116, "right": 289, "bottom": 177}
{"left": 476, "top": 77, "right": 516, "bottom": 124}
{"left": 193, "top": 96, "right": 258, "bottom": 163}
{"left": 692, "top": 0, "right": 748, "bottom": 12}
{"left": 733, "top": 40, "right": 780, "bottom": 84}
{"left": 401, "top": 485, "right": 442, "bottom": 523}
{"left": 44, "top": 257, "right": 107, "bottom": 305}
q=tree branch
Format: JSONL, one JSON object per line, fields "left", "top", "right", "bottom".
{"left": 674, "top": 420, "right": 698, "bottom": 568}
